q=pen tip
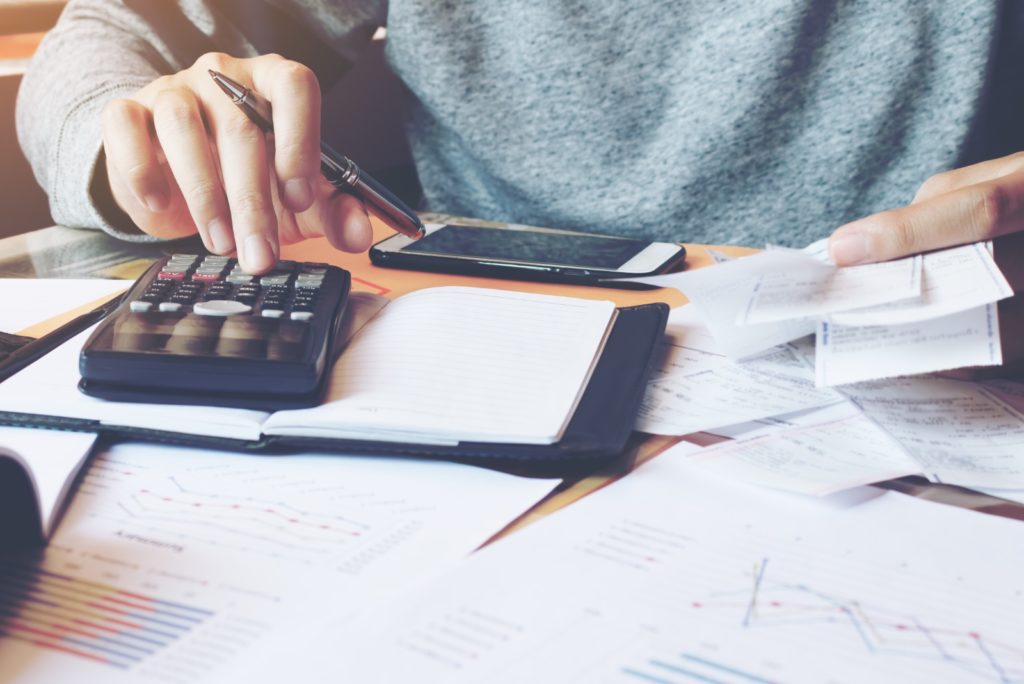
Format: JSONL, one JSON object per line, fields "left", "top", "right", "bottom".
{"left": 208, "top": 69, "right": 220, "bottom": 79}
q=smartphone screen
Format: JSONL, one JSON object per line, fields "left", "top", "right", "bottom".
{"left": 401, "top": 225, "right": 651, "bottom": 269}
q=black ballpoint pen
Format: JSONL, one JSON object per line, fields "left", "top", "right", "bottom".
{"left": 208, "top": 69, "right": 425, "bottom": 240}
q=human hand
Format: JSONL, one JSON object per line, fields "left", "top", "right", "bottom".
{"left": 827, "top": 152, "right": 1024, "bottom": 377}
{"left": 100, "top": 52, "right": 373, "bottom": 274}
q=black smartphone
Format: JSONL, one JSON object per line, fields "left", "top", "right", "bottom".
{"left": 370, "top": 224, "right": 686, "bottom": 284}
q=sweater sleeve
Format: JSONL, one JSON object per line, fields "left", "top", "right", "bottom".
{"left": 15, "top": 0, "right": 385, "bottom": 240}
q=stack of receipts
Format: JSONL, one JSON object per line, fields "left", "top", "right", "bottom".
{"left": 630, "top": 240, "right": 1013, "bottom": 386}
{"left": 637, "top": 298, "right": 1024, "bottom": 499}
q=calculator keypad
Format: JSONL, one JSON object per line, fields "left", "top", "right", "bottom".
{"left": 134, "top": 254, "right": 325, "bottom": 322}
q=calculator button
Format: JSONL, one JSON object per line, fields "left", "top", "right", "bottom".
{"left": 290, "top": 311, "right": 314, "bottom": 321}
{"left": 226, "top": 274, "right": 254, "bottom": 285}
{"left": 261, "top": 309, "right": 285, "bottom": 319}
{"left": 157, "top": 271, "right": 187, "bottom": 281}
{"left": 260, "top": 276, "right": 290, "bottom": 286}
{"left": 191, "top": 272, "right": 222, "bottom": 282}
{"left": 158, "top": 302, "right": 183, "bottom": 312}
{"left": 129, "top": 300, "right": 153, "bottom": 312}
{"left": 193, "top": 300, "right": 253, "bottom": 317}
{"left": 299, "top": 266, "right": 327, "bottom": 275}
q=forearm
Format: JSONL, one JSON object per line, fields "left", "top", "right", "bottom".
{"left": 16, "top": 0, "right": 382, "bottom": 239}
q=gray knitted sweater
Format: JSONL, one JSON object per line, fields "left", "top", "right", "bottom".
{"left": 15, "top": 1, "right": 1024, "bottom": 247}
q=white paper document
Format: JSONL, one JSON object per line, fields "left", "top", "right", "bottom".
{"left": 677, "top": 402, "right": 921, "bottom": 495}
{"left": 625, "top": 250, "right": 819, "bottom": 358}
{"left": 740, "top": 253, "right": 921, "bottom": 325}
{"left": 255, "top": 455, "right": 1024, "bottom": 684}
{"left": 829, "top": 242, "right": 1013, "bottom": 327}
{"left": 816, "top": 303, "right": 1003, "bottom": 386}
{"left": 844, "top": 376, "right": 1024, "bottom": 488}
{"left": 638, "top": 341, "right": 840, "bottom": 436}
{"left": 0, "top": 443, "right": 558, "bottom": 683}
{"left": 0, "top": 279, "right": 128, "bottom": 333}
{"left": 632, "top": 242, "right": 1010, "bottom": 384}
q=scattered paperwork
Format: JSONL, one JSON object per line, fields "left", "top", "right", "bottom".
{"left": 673, "top": 402, "right": 920, "bottom": 496}
{"left": 0, "top": 443, "right": 559, "bottom": 683}
{"left": 842, "top": 376, "right": 1024, "bottom": 489}
{"left": 629, "top": 240, "right": 1012, "bottom": 385}
{"left": 256, "top": 456, "right": 1024, "bottom": 683}
{"left": 740, "top": 252, "right": 921, "bottom": 325}
{"left": 637, "top": 306, "right": 840, "bottom": 435}
{"left": 816, "top": 303, "right": 1002, "bottom": 386}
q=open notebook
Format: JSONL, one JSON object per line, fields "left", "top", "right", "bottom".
{"left": 0, "top": 287, "right": 668, "bottom": 475}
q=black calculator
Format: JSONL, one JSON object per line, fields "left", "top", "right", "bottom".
{"left": 79, "top": 254, "right": 351, "bottom": 409}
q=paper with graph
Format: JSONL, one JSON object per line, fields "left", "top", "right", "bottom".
{"left": 0, "top": 443, "right": 557, "bottom": 683}
{"left": 263, "top": 455, "right": 1024, "bottom": 683}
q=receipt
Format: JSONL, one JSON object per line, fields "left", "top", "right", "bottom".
{"left": 829, "top": 243, "right": 1012, "bottom": 327}
{"left": 844, "top": 376, "right": 1024, "bottom": 488}
{"left": 678, "top": 402, "right": 920, "bottom": 496}
{"left": 815, "top": 304, "right": 1002, "bottom": 386}
{"left": 626, "top": 250, "right": 819, "bottom": 358}
{"left": 637, "top": 338, "right": 840, "bottom": 436}
{"left": 740, "top": 254, "right": 922, "bottom": 325}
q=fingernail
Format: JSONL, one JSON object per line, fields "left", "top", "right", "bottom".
{"left": 143, "top": 192, "right": 168, "bottom": 213}
{"left": 206, "top": 218, "right": 233, "bottom": 254}
{"left": 830, "top": 230, "right": 870, "bottom": 266}
{"left": 243, "top": 234, "right": 276, "bottom": 272}
{"left": 283, "top": 178, "right": 312, "bottom": 209}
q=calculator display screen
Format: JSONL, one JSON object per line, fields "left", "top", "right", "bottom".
{"left": 90, "top": 312, "right": 312, "bottom": 362}
{"left": 402, "top": 225, "right": 649, "bottom": 269}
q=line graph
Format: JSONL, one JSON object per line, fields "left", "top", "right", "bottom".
{"left": 643, "top": 557, "right": 1024, "bottom": 683}
{"left": 72, "top": 453, "right": 428, "bottom": 569}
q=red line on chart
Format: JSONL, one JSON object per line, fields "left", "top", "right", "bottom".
{"left": 136, "top": 490, "right": 363, "bottom": 536}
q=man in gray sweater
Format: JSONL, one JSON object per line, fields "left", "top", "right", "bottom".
{"left": 15, "top": 1, "right": 1024, "bottom": 370}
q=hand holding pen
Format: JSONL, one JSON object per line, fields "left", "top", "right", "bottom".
{"left": 100, "top": 53, "right": 421, "bottom": 274}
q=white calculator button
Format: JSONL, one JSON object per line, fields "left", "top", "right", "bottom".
{"left": 158, "top": 302, "right": 183, "bottom": 312}
{"left": 129, "top": 300, "right": 153, "bottom": 312}
{"left": 261, "top": 309, "right": 285, "bottom": 319}
{"left": 193, "top": 300, "right": 252, "bottom": 317}
{"left": 290, "top": 311, "right": 314, "bottom": 321}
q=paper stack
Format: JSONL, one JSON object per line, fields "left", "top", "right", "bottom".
{"left": 630, "top": 240, "right": 1012, "bottom": 386}
{"left": 633, "top": 242, "right": 1024, "bottom": 499}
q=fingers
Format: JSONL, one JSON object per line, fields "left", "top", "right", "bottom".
{"left": 150, "top": 87, "right": 232, "bottom": 253}
{"left": 203, "top": 86, "right": 279, "bottom": 273}
{"left": 250, "top": 55, "right": 322, "bottom": 213}
{"left": 100, "top": 52, "right": 364, "bottom": 269}
{"left": 829, "top": 168, "right": 1024, "bottom": 265}
{"left": 101, "top": 99, "right": 169, "bottom": 215}
{"left": 292, "top": 179, "right": 373, "bottom": 252}
{"left": 913, "top": 151, "right": 1024, "bottom": 204}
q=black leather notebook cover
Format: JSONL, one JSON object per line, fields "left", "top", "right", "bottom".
{"left": 0, "top": 303, "right": 669, "bottom": 477}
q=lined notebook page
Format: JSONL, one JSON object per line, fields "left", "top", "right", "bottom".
{"left": 263, "top": 287, "right": 617, "bottom": 445}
